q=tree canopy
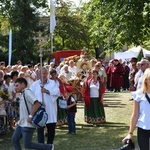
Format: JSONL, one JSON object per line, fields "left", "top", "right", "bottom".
{"left": 0, "top": 0, "right": 48, "bottom": 64}
{"left": 54, "top": 0, "right": 90, "bottom": 50}
{"left": 83, "top": 0, "right": 150, "bottom": 52}
{"left": 0, "top": 0, "right": 149, "bottom": 64}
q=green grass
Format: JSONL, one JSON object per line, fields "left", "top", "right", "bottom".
{"left": 0, "top": 91, "right": 139, "bottom": 150}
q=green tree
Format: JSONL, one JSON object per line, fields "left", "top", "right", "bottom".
{"left": 0, "top": 0, "right": 91, "bottom": 64}
{"left": 0, "top": 15, "right": 10, "bottom": 62}
{"left": 82, "top": 0, "right": 150, "bottom": 56}
{"left": 53, "top": 0, "right": 90, "bottom": 50}
{"left": 0, "top": 0, "right": 48, "bottom": 64}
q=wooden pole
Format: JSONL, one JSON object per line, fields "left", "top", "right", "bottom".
{"left": 39, "top": 32, "right": 44, "bottom": 103}
{"left": 50, "top": 33, "right": 53, "bottom": 53}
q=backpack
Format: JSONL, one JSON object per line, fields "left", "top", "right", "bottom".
{"left": 23, "top": 91, "right": 48, "bottom": 128}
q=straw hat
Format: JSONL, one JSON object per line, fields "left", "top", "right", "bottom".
{"left": 76, "top": 61, "right": 91, "bottom": 72}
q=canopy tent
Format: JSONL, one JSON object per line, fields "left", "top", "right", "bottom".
{"left": 142, "top": 48, "right": 150, "bottom": 57}
{"left": 114, "top": 46, "right": 150, "bottom": 62}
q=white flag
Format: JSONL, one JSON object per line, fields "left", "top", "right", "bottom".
{"left": 50, "top": 0, "right": 56, "bottom": 33}
{"left": 8, "top": 29, "right": 12, "bottom": 66}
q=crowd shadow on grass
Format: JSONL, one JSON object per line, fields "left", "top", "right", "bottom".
{"left": 77, "top": 122, "right": 127, "bottom": 129}
{"left": 77, "top": 103, "right": 126, "bottom": 109}
{"left": 57, "top": 121, "right": 127, "bottom": 131}
{"left": 77, "top": 98, "right": 126, "bottom": 109}
{"left": 104, "top": 98, "right": 126, "bottom": 108}
{"left": 55, "top": 123, "right": 132, "bottom": 150}
{"left": 104, "top": 103, "right": 126, "bottom": 108}
{"left": 104, "top": 93, "right": 128, "bottom": 108}
{"left": 104, "top": 93, "right": 120, "bottom": 98}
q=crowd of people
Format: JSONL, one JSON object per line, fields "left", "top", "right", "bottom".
{"left": 0, "top": 55, "right": 150, "bottom": 149}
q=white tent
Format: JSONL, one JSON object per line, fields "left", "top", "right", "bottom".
{"left": 142, "top": 48, "right": 150, "bottom": 57}
{"left": 114, "top": 46, "right": 150, "bottom": 61}
{"left": 114, "top": 46, "right": 142, "bottom": 61}
{"left": 114, "top": 51, "right": 136, "bottom": 61}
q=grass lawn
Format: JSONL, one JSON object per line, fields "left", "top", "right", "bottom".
{"left": 0, "top": 91, "right": 139, "bottom": 150}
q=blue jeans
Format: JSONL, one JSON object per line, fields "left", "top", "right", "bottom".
{"left": 12, "top": 125, "right": 52, "bottom": 150}
{"left": 67, "top": 113, "right": 76, "bottom": 133}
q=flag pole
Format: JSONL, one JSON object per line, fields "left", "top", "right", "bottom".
{"left": 50, "top": 33, "right": 53, "bottom": 53}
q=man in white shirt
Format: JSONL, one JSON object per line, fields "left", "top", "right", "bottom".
{"left": 62, "top": 65, "right": 72, "bottom": 81}
{"left": 68, "top": 60, "right": 77, "bottom": 75}
{"left": 131, "top": 59, "right": 150, "bottom": 100}
{"left": 95, "top": 62, "right": 107, "bottom": 84}
{"left": 136, "top": 59, "right": 150, "bottom": 90}
{"left": 12, "top": 78, "right": 53, "bottom": 150}
{"left": 26, "top": 64, "right": 36, "bottom": 87}
{"left": 30, "top": 67, "right": 60, "bottom": 144}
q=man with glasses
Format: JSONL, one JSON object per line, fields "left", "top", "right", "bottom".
{"left": 136, "top": 59, "right": 150, "bottom": 90}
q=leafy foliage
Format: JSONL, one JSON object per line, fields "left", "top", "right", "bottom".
{"left": 0, "top": 0, "right": 149, "bottom": 64}
{"left": 53, "top": 0, "right": 90, "bottom": 50}
{"left": 0, "top": 0, "right": 48, "bottom": 64}
{"left": 82, "top": 0, "right": 150, "bottom": 52}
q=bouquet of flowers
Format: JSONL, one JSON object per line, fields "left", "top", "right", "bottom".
{"left": 0, "top": 88, "right": 10, "bottom": 100}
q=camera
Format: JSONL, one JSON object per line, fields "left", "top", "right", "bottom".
{"left": 120, "top": 139, "right": 135, "bottom": 150}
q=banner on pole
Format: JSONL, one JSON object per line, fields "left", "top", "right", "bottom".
{"left": 8, "top": 29, "right": 12, "bottom": 66}
{"left": 50, "top": 0, "right": 56, "bottom": 33}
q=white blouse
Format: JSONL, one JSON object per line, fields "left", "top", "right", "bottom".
{"left": 134, "top": 91, "right": 150, "bottom": 130}
{"left": 90, "top": 81, "right": 100, "bottom": 98}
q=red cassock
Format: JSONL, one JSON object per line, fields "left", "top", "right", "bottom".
{"left": 110, "top": 63, "right": 124, "bottom": 88}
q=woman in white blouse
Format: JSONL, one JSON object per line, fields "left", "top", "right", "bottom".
{"left": 83, "top": 69, "right": 106, "bottom": 126}
{"left": 122, "top": 68, "right": 150, "bottom": 150}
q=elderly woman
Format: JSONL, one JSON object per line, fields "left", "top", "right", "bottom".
{"left": 83, "top": 69, "right": 106, "bottom": 126}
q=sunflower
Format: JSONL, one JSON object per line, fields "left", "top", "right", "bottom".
{"left": 0, "top": 89, "right": 10, "bottom": 100}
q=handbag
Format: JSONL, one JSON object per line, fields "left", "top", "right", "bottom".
{"left": 58, "top": 97, "right": 67, "bottom": 109}
{"left": 23, "top": 92, "right": 48, "bottom": 128}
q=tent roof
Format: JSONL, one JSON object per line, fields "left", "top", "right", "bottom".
{"left": 114, "top": 46, "right": 150, "bottom": 61}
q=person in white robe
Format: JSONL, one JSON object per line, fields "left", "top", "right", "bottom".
{"left": 30, "top": 67, "right": 60, "bottom": 144}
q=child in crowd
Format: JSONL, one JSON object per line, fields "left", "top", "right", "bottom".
{"left": 65, "top": 92, "right": 77, "bottom": 135}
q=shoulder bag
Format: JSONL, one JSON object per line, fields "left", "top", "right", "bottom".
{"left": 145, "top": 93, "right": 150, "bottom": 104}
{"left": 23, "top": 92, "right": 48, "bottom": 128}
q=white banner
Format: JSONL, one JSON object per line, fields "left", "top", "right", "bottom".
{"left": 8, "top": 29, "right": 12, "bottom": 65}
{"left": 50, "top": 0, "right": 56, "bottom": 33}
